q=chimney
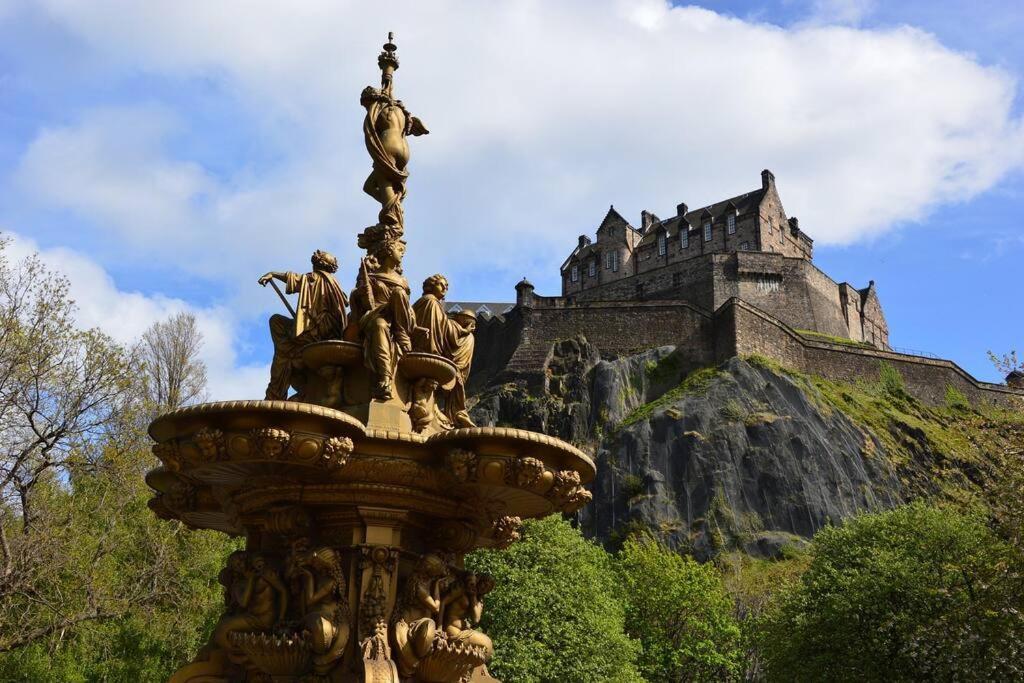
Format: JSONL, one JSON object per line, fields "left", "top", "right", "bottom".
{"left": 761, "top": 168, "right": 775, "bottom": 190}
{"left": 788, "top": 216, "right": 799, "bottom": 235}
{"left": 578, "top": 235, "right": 591, "bottom": 248}
{"left": 676, "top": 202, "right": 688, "bottom": 217}
{"left": 640, "top": 210, "right": 655, "bottom": 233}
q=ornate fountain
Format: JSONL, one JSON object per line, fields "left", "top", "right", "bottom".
{"left": 146, "top": 34, "right": 594, "bottom": 683}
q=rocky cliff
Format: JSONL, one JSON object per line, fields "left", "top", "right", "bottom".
{"left": 470, "top": 337, "right": 1021, "bottom": 559}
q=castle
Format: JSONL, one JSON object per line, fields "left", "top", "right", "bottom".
{"left": 558, "top": 169, "right": 888, "bottom": 349}
{"left": 461, "top": 169, "right": 1021, "bottom": 409}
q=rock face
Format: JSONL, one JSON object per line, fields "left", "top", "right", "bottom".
{"left": 471, "top": 337, "right": 905, "bottom": 559}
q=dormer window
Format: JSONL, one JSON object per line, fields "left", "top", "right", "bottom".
{"left": 588, "top": 259, "right": 596, "bottom": 277}
{"left": 680, "top": 229, "right": 689, "bottom": 250}
{"left": 727, "top": 214, "right": 736, "bottom": 234}
{"left": 657, "top": 232, "right": 667, "bottom": 256}
{"left": 571, "top": 264, "right": 579, "bottom": 282}
{"left": 704, "top": 222, "right": 712, "bottom": 242}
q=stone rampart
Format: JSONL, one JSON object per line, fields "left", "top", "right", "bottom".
{"left": 470, "top": 297, "right": 1022, "bottom": 410}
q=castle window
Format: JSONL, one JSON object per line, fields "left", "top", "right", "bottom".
{"left": 739, "top": 241, "right": 749, "bottom": 250}
{"left": 605, "top": 252, "right": 613, "bottom": 270}
{"left": 657, "top": 232, "right": 667, "bottom": 256}
{"left": 704, "top": 222, "right": 712, "bottom": 242}
{"left": 571, "top": 264, "right": 579, "bottom": 282}
{"left": 727, "top": 214, "right": 736, "bottom": 234}
{"left": 612, "top": 251, "right": 620, "bottom": 272}
{"left": 588, "top": 259, "right": 596, "bottom": 277}
{"left": 680, "top": 229, "right": 689, "bottom": 250}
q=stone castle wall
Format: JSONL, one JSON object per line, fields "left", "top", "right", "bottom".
{"left": 471, "top": 298, "right": 1021, "bottom": 409}
{"left": 548, "top": 251, "right": 879, "bottom": 347}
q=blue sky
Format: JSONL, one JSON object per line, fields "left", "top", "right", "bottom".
{"left": 1, "top": 0, "right": 1021, "bottom": 396}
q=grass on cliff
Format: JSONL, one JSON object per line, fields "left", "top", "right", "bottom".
{"left": 619, "top": 366, "right": 724, "bottom": 428}
{"left": 745, "top": 354, "right": 1024, "bottom": 500}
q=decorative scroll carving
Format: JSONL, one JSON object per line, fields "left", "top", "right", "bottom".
{"left": 358, "top": 546, "right": 399, "bottom": 642}
{"left": 492, "top": 516, "right": 522, "bottom": 549}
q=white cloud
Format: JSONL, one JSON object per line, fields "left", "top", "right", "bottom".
{"left": 3, "top": 231, "right": 267, "bottom": 401}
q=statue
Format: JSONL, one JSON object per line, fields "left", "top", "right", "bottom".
{"left": 208, "top": 551, "right": 288, "bottom": 656}
{"left": 258, "top": 250, "right": 348, "bottom": 400}
{"left": 391, "top": 553, "right": 448, "bottom": 677}
{"left": 441, "top": 571, "right": 495, "bottom": 660}
{"left": 285, "top": 544, "right": 351, "bottom": 674}
{"left": 412, "top": 274, "right": 476, "bottom": 427}
{"left": 361, "top": 33, "right": 428, "bottom": 232}
{"left": 349, "top": 237, "right": 420, "bottom": 400}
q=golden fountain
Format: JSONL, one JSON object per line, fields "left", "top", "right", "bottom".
{"left": 146, "top": 34, "right": 594, "bottom": 683}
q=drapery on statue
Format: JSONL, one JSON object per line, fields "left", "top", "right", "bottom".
{"left": 361, "top": 33, "right": 428, "bottom": 232}
{"left": 258, "top": 250, "right": 348, "bottom": 400}
{"left": 349, "top": 237, "right": 421, "bottom": 400}
{"left": 412, "top": 274, "right": 476, "bottom": 427}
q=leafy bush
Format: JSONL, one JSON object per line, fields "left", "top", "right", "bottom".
{"left": 466, "top": 517, "right": 642, "bottom": 683}
{"left": 759, "top": 503, "right": 1024, "bottom": 682}
{"left": 944, "top": 384, "right": 970, "bottom": 411}
{"left": 616, "top": 537, "right": 743, "bottom": 682}
{"left": 878, "top": 361, "right": 907, "bottom": 399}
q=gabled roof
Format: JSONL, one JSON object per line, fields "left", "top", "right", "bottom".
{"left": 599, "top": 205, "right": 633, "bottom": 232}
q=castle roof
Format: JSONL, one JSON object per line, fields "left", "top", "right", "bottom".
{"left": 444, "top": 301, "right": 514, "bottom": 320}
{"left": 599, "top": 205, "right": 636, "bottom": 232}
{"left": 636, "top": 186, "right": 767, "bottom": 246}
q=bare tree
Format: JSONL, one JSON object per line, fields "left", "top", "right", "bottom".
{"left": 988, "top": 350, "right": 1021, "bottom": 378}
{"left": 138, "top": 311, "right": 208, "bottom": 414}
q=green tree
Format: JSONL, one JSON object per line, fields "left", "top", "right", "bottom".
{"left": 760, "top": 503, "right": 1024, "bottom": 682}
{"left": 466, "top": 516, "right": 642, "bottom": 683}
{"left": 615, "top": 536, "right": 742, "bottom": 682}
